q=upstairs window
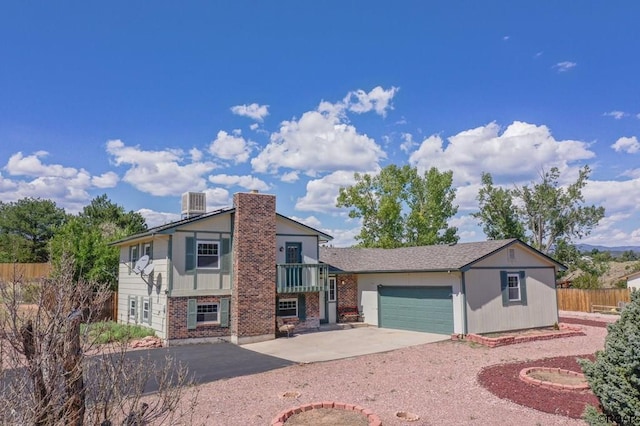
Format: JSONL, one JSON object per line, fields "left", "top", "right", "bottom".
{"left": 197, "top": 241, "right": 219, "bottom": 269}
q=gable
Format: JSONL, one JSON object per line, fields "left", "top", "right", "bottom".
{"left": 470, "top": 243, "right": 559, "bottom": 269}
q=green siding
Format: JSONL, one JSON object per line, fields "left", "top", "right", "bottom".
{"left": 379, "top": 286, "right": 453, "bottom": 334}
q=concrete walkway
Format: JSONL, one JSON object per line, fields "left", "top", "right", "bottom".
{"left": 242, "top": 325, "right": 450, "bottom": 363}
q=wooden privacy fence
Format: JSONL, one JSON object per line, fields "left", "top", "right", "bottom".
{"left": 557, "top": 288, "right": 631, "bottom": 313}
{"left": 0, "top": 263, "right": 51, "bottom": 281}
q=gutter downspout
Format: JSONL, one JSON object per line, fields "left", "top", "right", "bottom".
{"left": 461, "top": 271, "right": 468, "bottom": 335}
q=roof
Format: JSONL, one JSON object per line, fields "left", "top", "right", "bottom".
{"left": 110, "top": 207, "right": 333, "bottom": 246}
{"left": 320, "top": 238, "right": 566, "bottom": 273}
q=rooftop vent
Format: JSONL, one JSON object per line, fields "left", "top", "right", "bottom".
{"left": 181, "top": 192, "right": 206, "bottom": 219}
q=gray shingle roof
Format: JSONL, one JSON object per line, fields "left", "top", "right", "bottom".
{"left": 320, "top": 239, "right": 562, "bottom": 273}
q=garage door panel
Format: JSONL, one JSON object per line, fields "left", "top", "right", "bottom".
{"left": 379, "top": 286, "right": 453, "bottom": 334}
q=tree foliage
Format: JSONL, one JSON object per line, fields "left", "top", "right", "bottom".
{"left": 579, "top": 290, "right": 640, "bottom": 425}
{"left": 474, "top": 166, "right": 605, "bottom": 256}
{"left": 337, "top": 165, "right": 458, "bottom": 248}
{"left": 49, "top": 195, "right": 147, "bottom": 289}
{"left": 0, "top": 198, "right": 67, "bottom": 262}
{"left": 472, "top": 172, "right": 525, "bottom": 241}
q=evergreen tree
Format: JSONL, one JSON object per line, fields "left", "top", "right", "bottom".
{"left": 580, "top": 290, "right": 640, "bottom": 425}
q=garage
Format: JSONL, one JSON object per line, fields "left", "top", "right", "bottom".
{"left": 378, "top": 286, "right": 454, "bottom": 334}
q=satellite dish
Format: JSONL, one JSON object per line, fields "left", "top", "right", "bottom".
{"left": 132, "top": 255, "right": 150, "bottom": 274}
{"left": 142, "top": 263, "right": 155, "bottom": 276}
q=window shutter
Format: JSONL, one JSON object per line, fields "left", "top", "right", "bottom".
{"left": 148, "top": 241, "right": 154, "bottom": 259}
{"left": 187, "top": 299, "right": 197, "bottom": 330}
{"left": 220, "top": 238, "right": 231, "bottom": 273}
{"left": 500, "top": 271, "right": 509, "bottom": 307}
{"left": 147, "top": 298, "right": 153, "bottom": 325}
{"left": 185, "top": 237, "right": 195, "bottom": 273}
{"left": 298, "top": 294, "right": 306, "bottom": 321}
{"left": 519, "top": 270, "right": 528, "bottom": 306}
{"left": 220, "top": 297, "right": 230, "bottom": 328}
{"left": 138, "top": 296, "right": 143, "bottom": 323}
{"left": 128, "top": 296, "right": 134, "bottom": 320}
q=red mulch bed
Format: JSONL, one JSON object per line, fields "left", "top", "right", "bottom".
{"left": 559, "top": 317, "right": 611, "bottom": 328}
{"left": 477, "top": 354, "right": 600, "bottom": 419}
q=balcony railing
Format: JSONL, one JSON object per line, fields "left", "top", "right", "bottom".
{"left": 276, "top": 263, "right": 328, "bottom": 293}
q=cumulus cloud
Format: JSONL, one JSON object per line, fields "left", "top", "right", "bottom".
{"left": 603, "top": 111, "right": 627, "bottom": 120}
{"left": 344, "top": 86, "right": 399, "bottom": 117}
{"left": 208, "top": 130, "right": 254, "bottom": 164}
{"left": 203, "top": 187, "right": 231, "bottom": 209}
{"left": 208, "top": 174, "right": 270, "bottom": 191}
{"left": 91, "top": 171, "right": 119, "bottom": 188}
{"left": 295, "top": 170, "right": 363, "bottom": 212}
{"left": 106, "top": 139, "right": 216, "bottom": 196}
{"left": 399, "top": 133, "right": 416, "bottom": 153}
{"left": 137, "top": 208, "right": 181, "bottom": 228}
{"left": 6, "top": 151, "right": 79, "bottom": 178}
{"left": 280, "top": 171, "right": 299, "bottom": 183}
{"left": 230, "top": 103, "right": 269, "bottom": 122}
{"left": 289, "top": 215, "right": 324, "bottom": 230}
{"left": 553, "top": 61, "right": 577, "bottom": 72}
{"left": 407, "top": 121, "right": 595, "bottom": 186}
{"left": 611, "top": 136, "right": 640, "bottom": 154}
{"left": 583, "top": 177, "right": 640, "bottom": 214}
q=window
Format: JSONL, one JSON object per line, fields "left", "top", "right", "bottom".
{"left": 507, "top": 273, "right": 521, "bottom": 301}
{"left": 278, "top": 298, "right": 298, "bottom": 317}
{"left": 143, "top": 243, "right": 152, "bottom": 258}
{"left": 328, "top": 278, "right": 336, "bottom": 302}
{"left": 130, "top": 245, "right": 139, "bottom": 263}
{"left": 129, "top": 298, "right": 137, "bottom": 320}
{"left": 197, "top": 241, "right": 219, "bottom": 268}
{"left": 142, "top": 298, "right": 150, "bottom": 323}
{"left": 197, "top": 303, "right": 219, "bottom": 323}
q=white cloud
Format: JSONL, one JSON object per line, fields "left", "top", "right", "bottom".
{"left": 583, "top": 177, "right": 640, "bottom": 215}
{"left": 322, "top": 226, "right": 360, "bottom": 247}
{"left": 137, "top": 208, "right": 181, "bottom": 228}
{"left": 399, "top": 133, "right": 416, "bottom": 153}
{"left": 553, "top": 61, "right": 577, "bottom": 72}
{"left": 289, "top": 215, "right": 323, "bottom": 230}
{"left": 106, "top": 139, "right": 216, "bottom": 196}
{"left": 344, "top": 86, "right": 399, "bottom": 117}
{"left": 621, "top": 168, "right": 640, "bottom": 179}
{"left": 280, "top": 171, "right": 299, "bottom": 183}
{"left": 408, "top": 121, "right": 595, "bottom": 186}
{"left": 204, "top": 187, "right": 231, "bottom": 210}
{"left": 208, "top": 174, "right": 270, "bottom": 191}
{"left": 252, "top": 108, "right": 385, "bottom": 176}
{"left": 190, "top": 148, "right": 203, "bottom": 162}
{"left": 230, "top": 103, "right": 269, "bottom": 122}
{"left": 611, "top": 136, "right": 640, "bottom": 154}
{"left": 6, "top": 151, "right": 78, "bottom": 178}
{"left": 534, "top": 51, "right": 544, "bottom": 58}
{"left": 603, "top": 111, "right": 627, "bottom": 120}
{"left": 91, "top": 171, "right": 119, "bottom": 188}
{"left": 295, "top": 170, "right": 362, "bottom": 212}
{"left": 250, "top": 123, "right": 260, "bottom": 131}
{"left": 503, "top": 35, "right": 510, "bottom": 41}
{"left": 208, "top": 130, "right": 254, "bottom": 164}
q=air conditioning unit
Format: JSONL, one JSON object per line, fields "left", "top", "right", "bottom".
{"left": 181, "top": 192, "right": 206, "bottom": 218}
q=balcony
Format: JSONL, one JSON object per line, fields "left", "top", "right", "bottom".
{"left": 276, "top": 263, "right": 328, "bottom": 293}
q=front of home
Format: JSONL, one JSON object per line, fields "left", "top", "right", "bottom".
{"left": 112, "top": 191, "right": 332, "bottom": 345}
{"left": 113, "top": 191, "right": 565, "bottom": 345}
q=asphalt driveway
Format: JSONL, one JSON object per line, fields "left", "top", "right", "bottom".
{"left": 242, "top": 326, "right": 450, "bottom": 363}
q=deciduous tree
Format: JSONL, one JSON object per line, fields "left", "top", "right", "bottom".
{"left": 472, "top": 172, "right": 525, "bottom": 241}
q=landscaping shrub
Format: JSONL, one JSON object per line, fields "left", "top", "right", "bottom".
{"left": 85, "top": 321, "right": 156, "bottom": 344}
{"left": 579, "top": 290, "right": 640, "bottom": 426}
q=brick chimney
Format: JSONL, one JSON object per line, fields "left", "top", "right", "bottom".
{"left": 230, "top": 191, "right": 277, "bottom": 344}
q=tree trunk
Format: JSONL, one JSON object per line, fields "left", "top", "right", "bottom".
{"left": 64, "top": 309, "right": 85, "bottom": 425}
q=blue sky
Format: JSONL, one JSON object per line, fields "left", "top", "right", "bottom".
{"left": 1, "top": 2, "right": 639, "bottom": 247}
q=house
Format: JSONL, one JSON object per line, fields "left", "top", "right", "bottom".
{"left": 626, "top": 271, "right": 640, "bottom": 291}
{"left": 319, "top": 239, "right": 566, "bottom": 335}
{"left": 111, "top": 191, "right": 332, "bottom": 345}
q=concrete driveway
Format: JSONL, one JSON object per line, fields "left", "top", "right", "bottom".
{"left": 242, "top": 326, "right": 449, "bottom": 363}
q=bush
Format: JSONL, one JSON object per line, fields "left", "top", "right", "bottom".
{"left": 85, "top": 321, "right": 156, "bottom": 344}
{"left": 579, "top": 290, "right": 640, "bottom": 426}
{"left": 572, "top": 273, "right": 602, "bottom": 289}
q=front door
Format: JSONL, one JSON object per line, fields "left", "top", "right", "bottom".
{"left": 285, "top": 242, "right": 302, "bottom": 287}
{"left": 327, "top": 277, "right": 337, "bottom": 323}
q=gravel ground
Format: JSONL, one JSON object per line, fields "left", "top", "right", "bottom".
{"left": 185, "top": 324, "right": 608, "bottom": 426}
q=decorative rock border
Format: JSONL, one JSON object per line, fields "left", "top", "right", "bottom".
{"left": 452, "top": 323, "right": 585, "bottom": 347}
{"left": 271, "top": 401, "right": 382, "bottom": 426}
{"left": 519, "top": 367, "right": 590, "bottom": 391}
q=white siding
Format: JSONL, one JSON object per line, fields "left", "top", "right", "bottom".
{"left": 628, "top": 274, "right": 640, "bottom": 290}
{"left": 357, "top": 272, "right": 463, "bottom": 334}
{"left": 117, "top": 238, "right": 169, "bottom": 340}
{"left": 275, "top": 216, "right": 322, "bottom": 263}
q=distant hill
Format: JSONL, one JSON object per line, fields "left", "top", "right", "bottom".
{"left": 577, "top": 244, "right": 640, "bottom": 254}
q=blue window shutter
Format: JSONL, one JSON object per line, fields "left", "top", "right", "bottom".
{"left": 220, "top": 298, "right": 230, "bottom": 327}
{"left": 185, "top": 237, "right": 195, "bottom": 273}
{"left": 187, "top": 299, "right": 197, "bottom": 330}
{"left": 220, "top": 238, "right": 231, "bottom": 273}
{"left": 500, "top": 271, "right": 509, "bottom": 307}
{"left": 519, "top": 270, "right": 528, "bottom": 306}
{"left": 298, "top": 294, "right": 306, "bottom": 321}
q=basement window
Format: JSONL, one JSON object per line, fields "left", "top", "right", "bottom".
{"left": 278, "top": 299, "right": 298, "bottom": 318}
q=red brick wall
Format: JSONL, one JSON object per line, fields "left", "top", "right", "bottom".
{"left": 231, "top": 192, "right": 277, "bottom": 340}
{"left": 298, "top": 292, "right": 320, "bottom": 331}
{"left": 167, "top": 296, "right": 230, "bottom": 340}
{"left": 337, "top": 274, "right": 358, "bottom": 308}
